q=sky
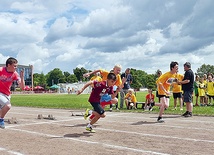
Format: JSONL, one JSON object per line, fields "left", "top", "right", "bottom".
{"left": 0, "top": 0, "right": 214, "bottom": 75}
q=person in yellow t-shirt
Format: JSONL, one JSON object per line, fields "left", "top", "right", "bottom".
{"left": 171, "top": 73, "right": 184, "bottom": 111}
{"left": 155, "top": 61, "right": 178, "bottom": 122}
{"left": 124, "top": 89, "right": 137, "bottom": 110}
{"left": 90, "top": 72, "right": 102, "bottom": 82}
{"left": 206, "top": 75, "right": 214, "bottom": 105}
{"left": 90, "top": 72, "right": 102, "bottom": 88}
{"left": 198, "top": 77, "right": 206, "bottom": 106}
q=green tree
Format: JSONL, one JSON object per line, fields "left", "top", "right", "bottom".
{"left": 39, "top": 72, "right": 47, "bottom": 88}
{"left": 33, "top": 73, "right": 40, "bottom": 86}
{"left": 67, "top": 74, "right": 78, "bottom": 83}
{"left": 145, "top": 74, "right": 156, "bottom": 90}
{"left": 73, "top": 67, "right": 88, "bottom": 82}
{"left": 196, "top": 64, "right": 214, "bottom": 76}
{"left": 46, "top": 68, "right": 64, "bottom": 86}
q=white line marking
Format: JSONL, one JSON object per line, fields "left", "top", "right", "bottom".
{"left": 95, "top": 127, "right": 214, "bottom": 143}
{"left": 7, "top": 128, "right": 170, "bottom": 155}
{"left": 0, "top": 147, "right": 24, "bottom": 155}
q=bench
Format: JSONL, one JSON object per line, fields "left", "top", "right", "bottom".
{"left": 136, "top": 102, "right": 145, "bottom": 109}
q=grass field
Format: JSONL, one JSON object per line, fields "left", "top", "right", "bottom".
{"left": 11, "top": 91, "right": 214, "bottom": 116}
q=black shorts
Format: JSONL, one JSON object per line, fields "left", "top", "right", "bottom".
{"left": 207, "top": 94, "right": 214, "bottom": 100}
{"left": 90, "top": 102, "right": 105, "bottom": 115}
{"left": 173, "top": 92, "right": 182, "bottom": 99}
{"left": 183, "top": 90, "right": 193, "bottom": 103}
{"left": 158, "top": 95, "right": 170, "bottom": 98}
{"left": 156, "top": 91, "right": 159, "bottom": 98}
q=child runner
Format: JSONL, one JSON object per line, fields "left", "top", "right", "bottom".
{"left": 0, "top": 57, "right": 25, "bottom": 129}
{"left": 77, "top": 73, "right": 121, "bottom": 133}
{"left": 83, "top": 64, "right": 125, "bottom": 120}
{"left": 155, "top": 61, "right": 178, "bottom": 122}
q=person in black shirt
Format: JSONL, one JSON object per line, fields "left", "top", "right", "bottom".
{"left": 178, "top": 62, "right": 194, "bottom": 117}
{"left": 120, "top": 68, "right": 133, "bottom": 109}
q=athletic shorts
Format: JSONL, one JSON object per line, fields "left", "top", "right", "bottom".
{"left": 173, "top": 92, "right": 182, "bottom": 99}
{"left": 183, "top": 90, "right": 193, "bottom": 103}
{"left": 0, "top": 93, "right": 11, "bottom": 109}
{"left": 207, "top": 94, "right": 214, "bottom": 100}
{"left": 158, "top": 95, "right": 170, "bottom": 98}
{"left": 90, "top": 102, "right": 105, "bottom": 115}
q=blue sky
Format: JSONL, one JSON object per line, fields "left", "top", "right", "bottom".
{"left": 0, "top": 0, "right": 213, "bottom": 75}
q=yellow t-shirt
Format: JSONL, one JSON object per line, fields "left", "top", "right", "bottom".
{"left": 100, "top": 69, "right": 122, "bottom": 87}
{"left": 172, "top": 74, "right": 184, "bottom": 93}
{"left": 156, "top": 71, "right": 177, "bottom": 95}
{"left": 207, "top": 81, "right": 214, "bottom": 96}
{"left": 198, "top": 82, "right": 206, "bottom": 96}
{"left": 90, "top": 75, "right": 102, "bottom": 82}
{"left": 125, "top": 93, "right": 137, "bottom": 103}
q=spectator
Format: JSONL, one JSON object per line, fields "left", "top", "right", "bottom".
{"left": 125, "top": 89, "right": 137, "bottom": 110}
{"left": 178, "top": 62, "right": 194, "bottom": 117}
{"left": 193, "top": 75, "right": 200, "bottom": 106}
{"left": 156, "top": 70, "right": 162, "bottom": 103}
{"left": 120, "top": 68, "right": 133, "bottom": 109}
{"left": 198, "top": 77, "right": 206, "bottom": 106}
{"left": 144, "top": 88, "right": 155, "bottom": 111}
{"left": 206, "top": 75, "right": 214, "bottom": 105}
{"left": 171, "top": 73, "right": 184, "bottom": 111}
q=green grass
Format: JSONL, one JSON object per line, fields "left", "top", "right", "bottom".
{"left": 11, "top": 92, "right": 214, "bottom": 116}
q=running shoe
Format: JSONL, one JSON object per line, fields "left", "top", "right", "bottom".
{"left": 0, "top": 119, "right": 5, "bottom": 129}
{"left": 172, "top": 107, "right": 177, "bottom": 110}
{"left": 157, "top": 117, "right": 164, "bottom": 123}
{"left": 86, "top": 126, "right": 96, "bottom": 133}
{"left": 182, "top": 111, "right": 189, "bottom": 117}
{"left": 184, "top": 112, "right": 192, "bottom": 117}
{"left": 84, "top": 109, "right": 90, "bottom": 120}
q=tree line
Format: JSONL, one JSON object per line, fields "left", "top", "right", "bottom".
{"left": 33, "top": 64, "right": 214, "bottom": 90}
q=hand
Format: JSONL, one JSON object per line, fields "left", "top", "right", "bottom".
{"left": 20, "top": 69, "right": 24, "bottom": 78}
{"left": 122, "top": 77, "right": 127, "bottom": 84}
{"left": 83, "top": 73, "right": 90, "bottom": 78}
{"left": 76, "top": 90, "right": 82, "bottom": 95}
{"left": 166, "top": 91, "right": 171, "bottom": 96}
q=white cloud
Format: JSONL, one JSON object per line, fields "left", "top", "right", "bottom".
{"left": 0, "top": 0, "right": 213, "bottom": 75}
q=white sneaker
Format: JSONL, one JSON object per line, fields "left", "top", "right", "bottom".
{"left": 109, "top": 108, "right": 112, "bottom": 111}
{"left": 116, "top": 108, "right": 119, "bottom": 110}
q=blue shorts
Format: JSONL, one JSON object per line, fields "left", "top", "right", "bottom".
{"left": 90, "top": 102, "right": 105, "bottom": 115}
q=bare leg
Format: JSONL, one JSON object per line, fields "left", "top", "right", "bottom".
{"left": 0, "top": 104, "right": 11, "bottom": 118}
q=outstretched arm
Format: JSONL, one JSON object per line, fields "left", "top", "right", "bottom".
{"left": 83, "top": 69, "right": 101, "bottom": 78}
{"left": 17, "top": 69, "right": 25, "bottom": 90}
{"left": 77, "top": 81, "right": 93, "bottom": 95}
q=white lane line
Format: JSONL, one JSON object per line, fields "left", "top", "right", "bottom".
{"left": 0, "top": 147, "right": 24, "bottom": 155}
{"left": 6, "top": 117, "right": 83, "bottom": 128}
{"left": 8, "top": 128, "right": 170, "bottom": 155}
{"left": 95, "top": 127, "right": 214, "bottom": 143}
{"left": 103, "top": 119, "right": 214, "bottom": 131}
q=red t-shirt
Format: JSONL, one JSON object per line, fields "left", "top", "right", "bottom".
{"left": 0, "top": 67, "right": 20, "bottom": 96}
{"left": 146, "top": 93, "right": 155, "bottom": 103}
{"left": 89, "top": 81, "right": 114, "bottom": 103}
